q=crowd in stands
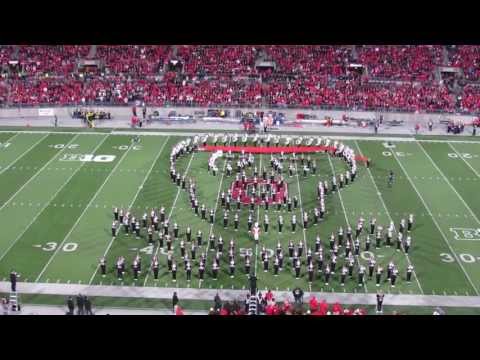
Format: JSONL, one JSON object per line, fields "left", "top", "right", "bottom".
{"left": 2, "top": 45, "right": 480, "bottom": 114}
{"left": 206, "top": 290, "right": 370, "bottom": 316}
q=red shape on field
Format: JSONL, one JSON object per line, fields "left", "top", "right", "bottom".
{"left": 230, "top": 178, "right": 288, "bottom": 205}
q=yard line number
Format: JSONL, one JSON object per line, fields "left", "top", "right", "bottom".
{"left": 41, "top": 242, "right": 78, "bottom": 252}
{"left": 0, "top": 142, "right": 12, "bottom": 149}
{"left": 447, "top": 153, "right": 479, "bottom": 159}
{"left": 440, "top": 252, "right": 479, "bottom": 264}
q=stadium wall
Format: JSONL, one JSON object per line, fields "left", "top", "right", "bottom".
{"left": 0, "top": 106, "right": 476, "bottom": 125}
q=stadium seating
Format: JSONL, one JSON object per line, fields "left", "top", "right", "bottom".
{"left": 0, "top": 45, "right": 478, "bottom": 114}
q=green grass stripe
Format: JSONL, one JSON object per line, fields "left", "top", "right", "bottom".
{"left": 42, "top": 136, "right": 171, "bottom": 283}
{"left": 90, "top": 137, "right": 182, "bottom": 286}
{"left": 358, "top": 140, "right": 476, "bottom": 295}
{"left": 385, "top": 141, "right": 479, "bottom": 295}
{"left": 419, "top": 142, "right": 480, "bottom": 224}
{"left": 0, "top": 133, "right": 76, "bottom": 208}
{"left": 0, "top": 136, "right": 129, "bottom": 280}
{"left": 0, "top": 133, "right": 51, "bottom": 174}
{"left": 0, "top": 134, "right": 109, "bottom": 263}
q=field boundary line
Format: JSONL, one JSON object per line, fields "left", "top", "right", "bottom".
{"left": 390, "top": 148, "right": 480, "bottom": 295}
{"left": 0, "top": 134, "right": 110, "bottom": 263}
{"left": 0, "top": 133, "right": 49, "bottom": 176}
{"left": 5, "top": 281, "right": 480, "bottom": 308}
{"left": 88, "top": 136, "right": 170, "bottom": 285}
{"left": 354, "top": 140, "right": 424, "bottom": 294}
{"left": 143, "top": 147, "right": 195, "bottom": 286}
{"left": 448, "top": 142, "right": 480, "bottom": 180}
{"left": 416, "top": 141, "right": 480, "bottom": 227}
{"left": 0, "top": 134, "right": 81, "bottom": 214}
{"left": 200, "top": 138, "right": 231, "bottom": 288}
{"left": 35, "top": 136, "right": 138, "bottom": 282}
{"left": 326, "top": 154, "right": 369, "bottom": 293}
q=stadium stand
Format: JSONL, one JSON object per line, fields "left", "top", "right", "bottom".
{"left": 1, "top": 45, "right": 480, "bottom": 115}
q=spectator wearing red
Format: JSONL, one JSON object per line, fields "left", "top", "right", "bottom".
{"left": 309, "top": 295, "right": 319, "bottom": 312}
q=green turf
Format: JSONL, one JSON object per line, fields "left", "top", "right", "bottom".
{"left": 1, "top": 131, "right": 480, "bottom": 303}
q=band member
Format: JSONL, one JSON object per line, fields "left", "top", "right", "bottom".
{"left": 334, "top": 265, "right": 345, "bottom": 287}
{"left": 274, "top": 257, "right": 280, "bottom": 276}
{"left": 135, "top": 221, "right": 141, "bottom": 239}
{"left": 288, "top": 241, "right": 294, "bottom": 258}
{"left": 180, "top": 240, "right": 186, "bottom": 258}
{"left": 376, "top": 291, "right": 384, "bottom": 314}
{"left": 370, "top": 218, "right": 376, "bottom": 235}
{"left": 376, "top": 227, "right": 382, "bottom": 249}
{"left": 148, "top": 226, "right": 153, "bottom": 244}
{"left": 171, "top": 262, "right": 177, "bottom": 282}
{"left": 111, "top": 221, "right": 117, "bottom": 237}
{"left": 201, "top": 204, "right": 206, "bottom": 220}
{"left": 119, "top": 208, "right": 124, "bottom": 224}
{"left": 376, "top": 266, "right": 383, "bottom": 287}
{"left": 306, "top": 248, "right": 313, "bottom": 265}
{"left": 406, "top": 264, "right": 414, "bottom": 283}
{"left": 314, "top": 208, "right": 319, "bottom": 225}
{"left": 345, "top": 240, "right": 351, "bottom": 258}
{"left": 152, "top": 256, "right": 159, "bottom": 280}
{"left": 397, "top": 232, "right": 403, "bottom": 251}
{"left": 212, "top": 262, "right": 219, "bottom": 280}
{"left": 324, "top": 265, "right": 331, "bottom": 286}
{"left": 308, "top": 262, "right": 314, "bottom": 283}
{"left": 278, "top": 215, "right": 284, "bottom": 233}
{"left": 173, "top": 223, "right": 179, "bottom": 239}
{"left": 159, "top": 233, "right": 164, "bottom": 248}
{"left": 160, "top": 207, "right": 166, "bottom": 223}
{"left": 365, "top": 235, "right": 371, "bottom": 252}
{"left": 294, "top": 258, "right": 301, "bottom": 279}
{"left": 333, "top": 243, "right": 339, "bottom": 257}
{"left": 250, "top": 197, "right": 255, "bottom": 211}
{"left": 293, "top": 196, "right": 298, "bottom": 209}
{"left": 291, "top": 214, "right": 297, "bottom": 233}
{"left": 209, "top": 209, "right": 215, "bottom": 224}
{"left": 315, "top": 235, "right": 321, "bottom": 253}
{"left": 387, "top": 261, "right": 395, "bottom": 281}
{"left": 303, "top": 212, "right": 308, "bottom": 229}
{"left": 163, "top": 219, "right": 169, "bottom": 235}
{"left": 217, "top": 236, "right": 224, "bottom": 253}
{"left": 264, "top": 214, "right": 269, "bottom": 233}
{"left": 198, "top": 262, "right": 205, "bottom": 280}
{"left": 368, "top": 258, "right": 376, "bottom": 278}
{"left": 354, "top": 238, "right": 360, "bottom": 256}
{"left": 391, "top": 267, "right": 399, "bottom": 287}
{"left": 167, "top": 252, "right": 173, "bottom": 271}
{"left": 405, "top": 236, "right": 411, "bottom": 254}
{"left": 186, "top": 226, "right": 192, "bottom": 242}
{"left": 132, "top": 259, "right": 139, "bottom": 281}
{"left": 142, "top": 212, "right": 147, "bottom": 228}
{"left": 263, "top": 254, "right": 269, "bottom": 272}
{"left": 329, "top": 233, "right": 335, "bottom": 251}
{"left": 197, "top": 230, "right": 202, "bottom": 246}
{"left": 399, "top": 218, "right": 406, "bottom": 234}
{"left": 317, "top": 252, "right": 324, "bottom": 272}
{"left": 166, "top": 235, "right": 172, "bottom": 252}
{"left": 248, "top": 214, "right": 253, "bottom": 232}
{"left": 229, "top": 259, "right": 236, "bottom": 278}
{"left": 330, "top": 254, "right": 337, "bottom": 274}
{"left": 116, "top": 257, "right": 124, "bottom": 280}
{"left": 234, "top": 213, "right": 239, "bottom": 231}
{"left": 346, "top": 226, "right": 352, "bottom": 242}
{"left": 287, "top": 197, "right": 292, "bottom": 212}
{"left": 408, "top": 214, "right": 414, "bottom": 232}
{"left": 348, "top": 256, "right": 355, "bottom": 278}
{"left": 358, "top": 265, "right": 365, "bottom": 287}
{"left": 186, "top": 261, "right": 192, "bottom": 282}
{"left": 338, "top": 227, "right": 344, "bottom": 247}
{"left": 245, "top": 255, "right": 251, "bottom": 275}
{"left": 113, "top": 207, "right": 119, "bottom": 221}
{"left": 100, "top": 257, "right": 106, "bottom": 277}
{"left": 209, "top": 235, "right": 215, "bottom": 252}
{"left": 297, "top": 241, "right": 304, "bottom": 258}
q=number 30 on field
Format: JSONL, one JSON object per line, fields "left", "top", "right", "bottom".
{"left": 41, "top": 242, "right": 78, "bottom": 252}
{"left": 440, "top": 252, "right": 477, "bottom": 264}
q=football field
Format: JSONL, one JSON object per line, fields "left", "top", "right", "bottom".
{"left": 1, "top": 129, "right": 480, "bottom": 299}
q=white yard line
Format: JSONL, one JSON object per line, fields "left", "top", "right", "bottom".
{"left": 200, "top": 139, "right": 231, "bottom": 287}
{"left": 354, "top": 140, "right": 424, "bottom": 294}
{"left": 416, "top": 141, "right": 480, "bottom": 227}
{"left": 326, "top": 154, "right": 369, "bottom": 293}
{"left": 143, "top": 149, "right": 195, "bottom": 286}
{"left": 448, "top": 142, "right": 480, "bottom": 180}
{"left": 35, "top": 137, "right": 138, "bottom": 282}
{"left": 88, "top": 137, "right": 171, "bottom": 285}
{"left": 0, "top": 133, "right": 48, "bottom": 176}
{"left": 0, "top": 134, "right": 80, "bottom": 213}
{"left": 293, "top": 158, "right": 310, "bottom": 291}
{"left": 390, "top": 149, "right": 480, "bottom": 295}
{"left": 0, "top": 135, "right": 110, "bottom": 263}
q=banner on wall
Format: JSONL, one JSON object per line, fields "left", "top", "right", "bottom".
{"left": 38, "top": 108, "right": 55, "bottom": 117}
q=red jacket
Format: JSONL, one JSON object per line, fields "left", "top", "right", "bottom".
{"left": 309, "top": 296, "right": 318, "bottom": 312}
